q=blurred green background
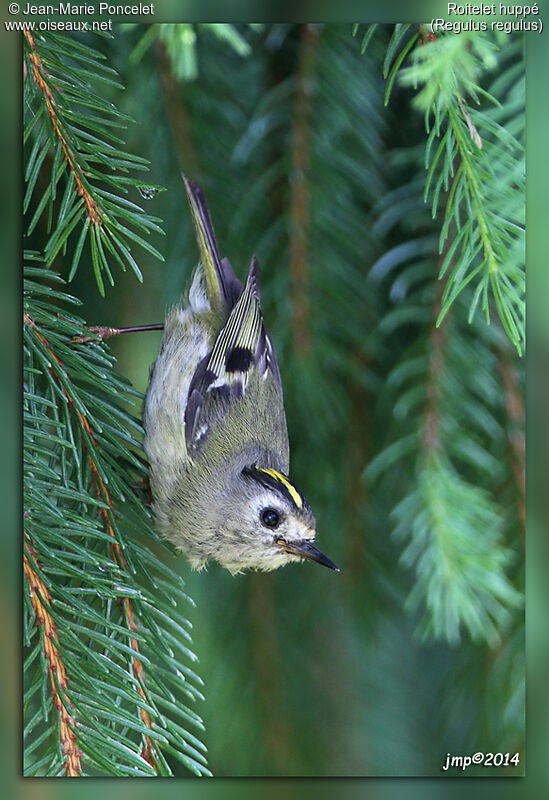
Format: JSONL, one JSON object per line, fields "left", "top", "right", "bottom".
{"left": 13, "top": 7, "right": 538, "bottom": 789}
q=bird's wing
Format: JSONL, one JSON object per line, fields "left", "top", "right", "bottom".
{"left": 184, "top": 256, "right": 282, "bottom": 453}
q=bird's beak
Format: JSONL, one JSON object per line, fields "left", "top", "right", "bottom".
{"left": 275, "top": 537, "right": 340, "bottom": 571}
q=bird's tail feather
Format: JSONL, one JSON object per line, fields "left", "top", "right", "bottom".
{"left": 182, "top": 174, "right": 240, "bottom": 314}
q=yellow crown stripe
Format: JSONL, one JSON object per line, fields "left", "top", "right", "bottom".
{"left": 259, "top": 468, "right": 303, "bottom": 509}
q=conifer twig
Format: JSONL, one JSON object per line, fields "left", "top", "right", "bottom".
{"left": 23, "top": 543, "right": 82, "bottom": 777}
{"left": 71, "top": 324, "right": 164, "bottom": 344}
{"left": 24, "top": 29, "right": 103, "bottom": 226}
{"left": 24, "top": 312, "right": 158, "bottom": 769}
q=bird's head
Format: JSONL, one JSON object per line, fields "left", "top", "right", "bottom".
{"left": 216, "top": 464, "right": 339, "bottom": 574}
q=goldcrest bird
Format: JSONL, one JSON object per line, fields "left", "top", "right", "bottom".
{"left": 143, "top": 176, "right": 339, "bottom": 574}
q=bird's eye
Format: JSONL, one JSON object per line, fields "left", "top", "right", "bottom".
{"left": 261, "top": 508, "right": 280, "bottom": 529}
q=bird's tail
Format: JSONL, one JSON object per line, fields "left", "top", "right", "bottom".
{"left": 182, "top": 175, "right": 240, "bottom": 315}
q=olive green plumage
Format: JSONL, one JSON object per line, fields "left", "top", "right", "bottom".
{"left": 143, "top": 176, "right": 338, "bottom": 574}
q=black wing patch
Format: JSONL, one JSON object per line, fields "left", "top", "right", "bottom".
{"left": 225, "top": 346, "right": 253, "bottom": 373}
{"left": 184, "top": 256, "right": 282, "bottom": 452}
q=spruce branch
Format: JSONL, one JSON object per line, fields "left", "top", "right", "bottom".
{"left": 24, "top": 262, "right": 209, "bottom": 777}
{"left": 23, "top": 544, "right": 82, "bottom": 777}
{"left": 366, "top": 146, "right": 523, "bottom": 645}
{"left": 367, "top": 297, "right": 524, "bottom": 644}
{"left": 362, "top": 26, "right": 525, "bottom": 352}
{"left": 24, "top": 29, "right": 102, "bottom": 227}
{"left": 24, "top": 30, "right": 165, "bottom": 295}
{"left": 403, "top": 33, "right": 525, "bottom": 352}
{"left": 394, "top": 452, "right": 521, "bottom": 645}
{"left": 25, "top": 310, "right": 159, "bottom": 769}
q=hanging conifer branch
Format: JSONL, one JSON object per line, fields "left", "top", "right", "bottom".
{"left": 23, "top": 543, "right": 82, "bottom": 777}
{"left": 358, "top": 26, "right": 525, "bottom": 353}
{"left": 23, "top": 31, "right": 165, "bottom": 295}
{"left": 366, "top": 147, "right": 522, "bottom": 644}
{"left": 24, "top": 29, "right": 103, "bottom": 226}
{"left": 24, "top": 311, "right": 160, "bottom": 768}
{"left": 24, "top": 261, "right": 209, "bottom": 777}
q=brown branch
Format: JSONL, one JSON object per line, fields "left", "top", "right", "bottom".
{"left": 24, "top": 29, "right": 103, "bottom": 225}
{"left": 423, "top": 276, "right": 447, "bottom": 455}
{"left": 71, "top": 324, "right": 164, "bottom": 344}
{"left": 289, "top": 24, "right": 321, "bottom": 354}
{"left": 499, "top": 353, "right": 525, "bottom": 533}
{"left": 24, "top": 543, "right": 82, "bottom": 777}
{"left": 154, "top": 39, "right": 199, "bottom": 176}
{"left": 343, "top": 351, "right": 372, "bottom": 578}
{"left": 24, "top": 313, "right": 157, "bottom": 769}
